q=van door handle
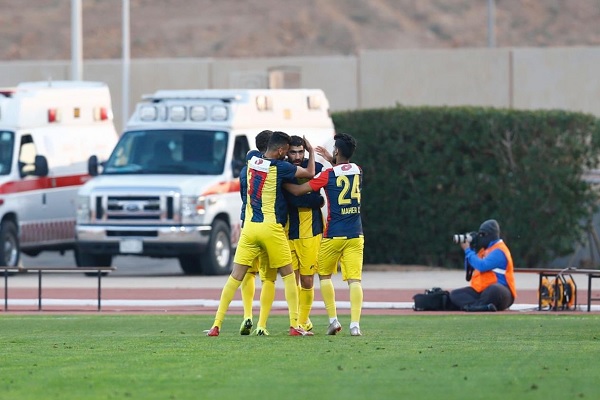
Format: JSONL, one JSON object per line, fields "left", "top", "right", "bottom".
{"left": 42, "top": 193, "right": 46, "bottom": 205}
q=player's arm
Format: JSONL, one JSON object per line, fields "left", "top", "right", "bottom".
{"left": 294, "top": 137, "right": 315, "bottom": 179}
{"left": 239, "top": 166, "right": 247, "bottom": 202}
{"left": 283, "top": 181, "right": 312, "bottom": 196}
{"left": 315, "top": 146, "right": 333, "bottom": 164}
{"left": 287, "top": 191, "right": 324, "bottom": 208}
{"left": 284, "top": 168, "right": 328, "bottom": 197}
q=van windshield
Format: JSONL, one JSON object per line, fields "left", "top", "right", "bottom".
{"left": 0, "top": 131, "right": 14, "bottom": 175}
{"left": 103, "top": 129, "right": 228, "bottom": 175}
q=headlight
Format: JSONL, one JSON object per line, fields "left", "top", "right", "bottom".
{"left": 76, "top": 195, "right": 91, "bottom": 223}
{"left": 181, "top": 195, "right": 208, "bottom": 224}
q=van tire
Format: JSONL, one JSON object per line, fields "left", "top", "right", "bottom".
{"left": 201, "top": 220, "right": 232, "bottom": 276}
{"left": 178, "top": 255, "right": 202, "bottom": 275}
{"left": 0, "top": 220, "right": 20, "bottom": 267}
{"left": 75, "top": 249, "right": 112, "bottom": 276}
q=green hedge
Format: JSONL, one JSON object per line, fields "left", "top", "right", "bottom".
{"left": 331, "top": 106, "right": 600, "bottom": 268}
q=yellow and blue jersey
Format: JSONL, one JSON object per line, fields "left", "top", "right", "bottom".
{"left": 309, "top": 162, "right": 363, "bottom": 239}
{"left": 285, "top": 159, "right": 324, "bottom": 239}
{"left": 245, "top": 156, "right": 297, "bottom": 226}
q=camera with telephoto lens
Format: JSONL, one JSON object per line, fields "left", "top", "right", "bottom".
{"left": 453, "top": 232, "right": 475, "bottom": 244}
{"left": 452, "top": 231, "right": 478, "bottom": 282}
{"left": 452, "top": 231, "right": 479, "bottom": 249}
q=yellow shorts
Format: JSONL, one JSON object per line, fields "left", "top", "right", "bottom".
{"left": 290, "top": 234, "right": 322, "bottom": 276}
{"left": 317, "top": 236, "right": 364, "bottom": 281}
{"left": 234, "top": 221, "right": 292, "bottom": 269}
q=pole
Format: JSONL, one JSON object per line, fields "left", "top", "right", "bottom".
{"left": 122, "top": 0, "right": 130, "bottom": 132}
{"left": 487, "top": 0, "right": 496, "bottom": 48}
{"left": 71, "top": 0, "right": 83, "bottom": 80}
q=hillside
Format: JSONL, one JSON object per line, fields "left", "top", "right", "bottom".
{"left": 1, "top": 0, "right": 599, "bottom": 62}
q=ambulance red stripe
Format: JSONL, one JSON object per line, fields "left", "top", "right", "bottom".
{"left": 0, "top": 174, "right": 90, "bottom": 194}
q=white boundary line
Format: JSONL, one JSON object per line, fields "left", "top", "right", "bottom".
{"left": 4, "top": 299, "right": 600, "bottom": 311}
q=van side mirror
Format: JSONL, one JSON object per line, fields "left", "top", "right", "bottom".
{"left": 33, "top": 155, "right": 49, "bottom": 177}
{"left": 88, "top": 155, "right": 99, "bottom": 176}
{"left": 232, "top": 159, "right": 244, "bottom": 178}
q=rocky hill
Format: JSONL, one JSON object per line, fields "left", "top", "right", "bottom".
{"left": 1, "top": 0, "right": 599, "bottom": 61}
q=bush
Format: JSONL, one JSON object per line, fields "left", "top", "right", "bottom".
{"left": 332, "top": 105, "right": 600, "bottom": 268}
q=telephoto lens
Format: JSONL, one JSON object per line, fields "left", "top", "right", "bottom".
{"left": 452, "top": 233, "right": 473, "bottom": 244}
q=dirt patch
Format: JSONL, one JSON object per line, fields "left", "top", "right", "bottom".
{"left": 1, "top": 1, "right": 599, "bottom": 61}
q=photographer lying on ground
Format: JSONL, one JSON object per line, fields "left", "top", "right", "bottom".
{"left": 450, "top": 219, "right": 517, "bottom": 312}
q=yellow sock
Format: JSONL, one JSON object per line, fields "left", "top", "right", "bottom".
{"left": 282, "top": 272, "right": 299, "bottom": 327}
{"left": 349, "top": 281, "right": 363, "bottom": 324}
{"left": 298, "top": 286, "right": 314, "bottom": 325}
{"left": 257, "top": 280, "right": 275, "bottom": 329}
{"left": 240, "top": 272, "right": 256, "bottom": 320}
{"left": 319, "top": 278, "right": 337, "bottom": 319}
{"left": 213, "top": 276, "right": 242, "bottom": 329}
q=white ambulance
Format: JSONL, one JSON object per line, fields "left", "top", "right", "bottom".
{"left": 75, "top": 89, "right": 335, "bottom": 275}
{"left": 0, "top": 81, "right": 118, "bottom": 268}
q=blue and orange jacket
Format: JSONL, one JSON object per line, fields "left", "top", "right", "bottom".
{"left": 466, "top": 239, "right": 517, "bottom": 299}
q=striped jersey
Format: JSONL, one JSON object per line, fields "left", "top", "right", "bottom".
{"left": 308, "top": 162, "right": 363, "bottom": 239}
{"left": 245, "top": 155, "right": 297, "bottom": 226}
{"left": 285, "top": 159, "right": 324, "bottom": 239}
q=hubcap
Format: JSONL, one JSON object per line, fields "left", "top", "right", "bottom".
{"left": 214, "top": 231, "right": 231, "bottom": 268}
{"left": 3, "top": 236, "right": 17, "bottom": 266}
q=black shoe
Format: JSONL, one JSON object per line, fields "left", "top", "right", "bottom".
{"left": 464, "top": 303, "right": 497, "bottom": 312}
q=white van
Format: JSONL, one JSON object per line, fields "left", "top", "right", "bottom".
{"left": 75, "top": 89, "right": 335, "bottom": 275}
{"left": 0, "top": 81, "right": 118, "bottom": 267}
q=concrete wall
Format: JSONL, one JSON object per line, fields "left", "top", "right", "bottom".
{"left": 359, "top": 48, "right": 512, "bottom": 109}
{"left": 1, "top": 47, "right": 599, "bottom": 131}
{"left": 512, "top": 47, "right": 600, "bottom": 116}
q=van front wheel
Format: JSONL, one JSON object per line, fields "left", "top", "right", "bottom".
{"left": 0, "top": 221, "right": 19, "bottom": 267}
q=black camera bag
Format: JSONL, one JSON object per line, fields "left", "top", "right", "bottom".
{"left": 413, "top": 287, "right": 453, "bottom": 311}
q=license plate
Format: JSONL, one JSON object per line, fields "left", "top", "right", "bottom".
{"left": 119, "top": 239, "right": 143, "bottom": 254}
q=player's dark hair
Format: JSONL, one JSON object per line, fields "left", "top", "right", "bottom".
{"left": 334, "top": 133, "right": 357, "bottom": 159}
{"left": 255, "top": 130, "right": 273, "bottom": 153}
{"left": 290, "top": 135, "right": 305, "bottom": 148}
{"left": 268, "top": 131, "right": 291, "bottom": 151}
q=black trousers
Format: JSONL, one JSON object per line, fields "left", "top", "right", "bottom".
{"left": 449, "top": 284, "right": 513, "bottom": 311}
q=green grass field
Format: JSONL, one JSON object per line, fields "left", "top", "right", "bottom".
{"left": 2, "top": 314, "right": 599, "bottom": 400}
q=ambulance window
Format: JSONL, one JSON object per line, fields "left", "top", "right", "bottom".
{"left": 233, "top": 136, "right": 250, "bottom": 163}
{"left": 0, "top": 131, "right": 14, "bottom": 175}
{"left": 213, "top": 132, "right": 227, "bottom": 166}
{"left": 232, "top": 135, "right": 250, "bottom": 178}
{"left": 18, "top": 134, "right": 37, "bottom": 176}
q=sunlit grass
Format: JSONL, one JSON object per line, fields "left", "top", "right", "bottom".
{"left": 1, "top": 314, "right": 599, "bottom": 400}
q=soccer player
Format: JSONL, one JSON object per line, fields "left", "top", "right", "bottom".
{"left": 238, "top": 130, "right": 273, "bottom": 335}
{"left": 284, "top": 133, "right": 364, "bottom": 336}
{"left": 284, "top": 135, "right": 325, "bottom": 332}
{"left": 206, "top": 131, "right": 316, "bottom": 336}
